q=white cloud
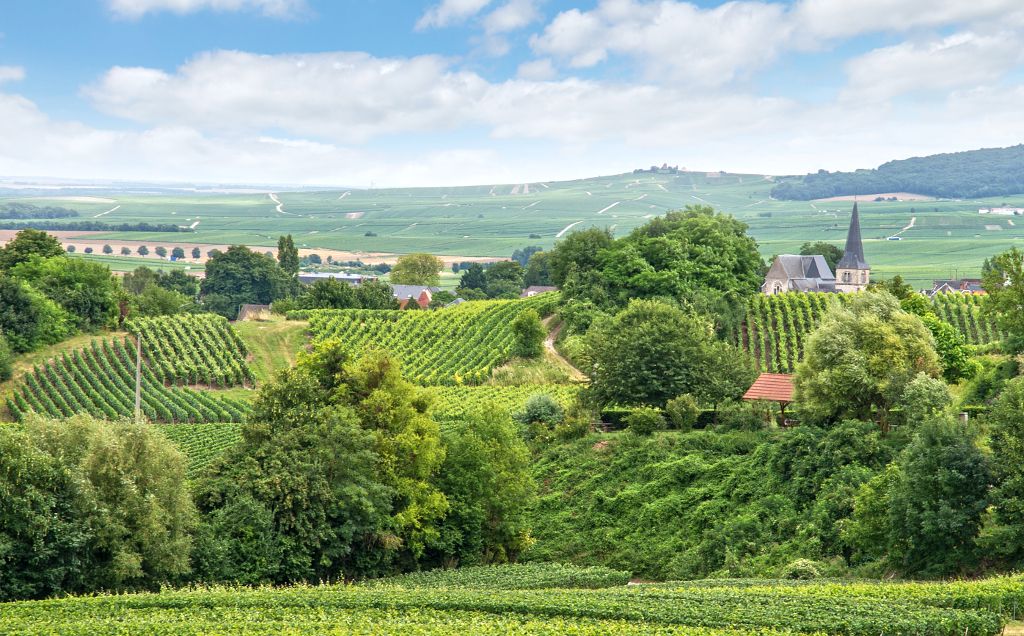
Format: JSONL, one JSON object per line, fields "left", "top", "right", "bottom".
{"left": 85, "top": 51, "right": 489, "bottom": 143}
{"left": 531, "top": 0, "right": 792, "bottom": 85}
{"left": 107, "top": 0, "right": 306, "bottom": 18}
{"left": 0, "top": 66, "right": 25, "bottom": 84}
{"left": 416, "top": 0, "right": 493, "bottom": 30}
{"left": 483, "top": 0, "right": 540, "bottom": 34}
{"left": 792, "top": 0, "right": 1024, "bottom": 40}
{"left": 842, "top": 32, "right": 1024, "bottom": 102}
{"left": 516, "top": 58, "right": 556, "bottom": 80}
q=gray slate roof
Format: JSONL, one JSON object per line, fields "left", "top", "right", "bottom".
{"left": 836, "top": 203, "right": 870, "bottom": 270}
{"left": 390, "top": 284, "right": 440, "bottom": 300}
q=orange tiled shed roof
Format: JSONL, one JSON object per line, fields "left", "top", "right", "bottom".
{"left": 742, "top": 373, "right": 795, "bottom": 403}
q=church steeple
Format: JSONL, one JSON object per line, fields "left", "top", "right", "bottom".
{"left": 835, "top": 202, "right": 870, "bottom": 292}
{"left": 836, "top": 202, "right": 869, "bottom": 270}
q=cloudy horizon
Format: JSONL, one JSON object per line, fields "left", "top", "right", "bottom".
{"left": 1, "top": 0, "right": 1023, "bottom": 187}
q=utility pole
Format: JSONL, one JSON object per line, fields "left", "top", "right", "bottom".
{"left": 135, "top": 333, "right": 142, "bottom": 425}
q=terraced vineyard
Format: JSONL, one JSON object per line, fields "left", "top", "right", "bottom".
{"left": 159, "top": 422, "right": 243, "bottom": 478}
{"left": 298, "top": 294, "right": 557, "bottom": 385}
{"left": 431, "top": 384, "right": 580, "bottom": 422}
{"left": 5, "top": 339, "right": 249, "bottom": 423}
{"left": 734, "top": 292, "right": 1003, "bottom": 373}
{"left": 1, "top": 565, "right": 1018, "bottom": 635}
{"left": 128, "top": 314, "right": 254, "bottom": 387}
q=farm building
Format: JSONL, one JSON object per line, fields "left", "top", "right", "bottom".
{"left": 297, "top": 271, "right": 377, "bottom": 285}
{"left": 392, "top": 284, "right": 438, "bottom": 309}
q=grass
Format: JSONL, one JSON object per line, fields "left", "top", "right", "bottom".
{"left": 231, "top": 316, "right": 310, "bottom": 384}
{"left": 10, "top": 171, "right": 1024, "bottom": 287}
{"left": 66, "top": 253, "right": 205, "bottom": 273}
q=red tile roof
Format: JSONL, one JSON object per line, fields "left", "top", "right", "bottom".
{"left": 743, "top": 373, "right": 795, "bottom": 403}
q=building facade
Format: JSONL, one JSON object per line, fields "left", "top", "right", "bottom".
{"left": 834, "top": 203, "right": 870, "bottom": 293}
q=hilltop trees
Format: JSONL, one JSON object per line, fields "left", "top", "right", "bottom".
{"left": 0, "top": 229, "right": 63, "bottom": 271}
{"left": 795, "top": 292, "right": 940, "bottom": 427}
{"left": 10, "top": 256, "right": 120, "bottom": 331}
{"left": 201, "top": 246, "right": 291, "bottom": 319}
{"left": 0, "top": 275, "right": 73, "bottom": 352}
{"left": 391, "top": 253, "right": 444, "bottom": 287}
{"left": 983, "top": 247, "right": 1024, "bottom": 352}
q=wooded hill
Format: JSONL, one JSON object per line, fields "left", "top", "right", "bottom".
{"left": 771, "top": 144, "right": 1024, "bottom": 200}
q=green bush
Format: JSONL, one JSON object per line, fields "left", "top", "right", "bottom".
{"left": 514, "top": 394, "right": 565, "bottom": 428}
{"left": 0, "top": 333, "right": 11, "bottom": 381}
{"left": 779, "top": 559, "right": 823, "bottom": 580}
{"left": 666, "top": 394, "right": 700, "bottom": 429}
{"left": 625, "top": 407, "right": 666, "bottom": 435}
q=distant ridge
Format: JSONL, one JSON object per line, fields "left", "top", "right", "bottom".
{"left": 771, "top": 144, "right": 1024, "bottom": 201}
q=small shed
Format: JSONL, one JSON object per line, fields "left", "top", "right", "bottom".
{"left": 743, "top": 373, "right": 796, "bottom": 426}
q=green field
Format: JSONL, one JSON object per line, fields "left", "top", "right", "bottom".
{"left": 9, "top": 172, "right": 1024, "bottom": 287}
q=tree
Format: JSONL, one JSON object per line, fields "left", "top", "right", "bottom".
{"left": 430, "top": 409, "right": 535, "bottom": 567}
{"left": 277, "top": 235, "right": 300, "bottom": 276}
{"left": 884, "top": 418, "right": 989, "bottom": 575}
{"left": 102, "top": 244, "right": 113, "bottom": 255}
{"left": 121, "top": 246, "right": 131, "bottom": 256}
{"left": 200, "top": 245, "right": 290, "bottom": 320}
{"left": 511, "top": 308, "right": 544, "bottom": 358}
{"left": 0, "top": 334, "right": 11, "bottom": 381}
{"left": 171, "top": 246, "right": 185, "bottom": 259}
{"left": 154, "top": 246, "right": 168, "bottom": 258}
{"left": 0, "top": 229, "right": 63, "bottom": 271}
{"left": 585, "top": 299, "right": 742, "bottom": 408}
{"left": 298, "top": 278, "right": 356, "bottom": 310}
{"left": 459, "top": 263, "right": 487, "bottom": 292}
{"left": 869, "top": 275, "right": 914, "bottom": 300}
{"left": 10, "top": 256, "right": 120, "bottom": 331}
{"left": 305, "top": 253, "right": 322, "bottom": 265}
{"left": 799, "top": 241, "right": 843, "bottom": 273}
{"left": 511, "top": 245, "right": 543, "bottom": 267}
{"left": 485, "top": 261, "right": 524, "bottom": 298}
{"left": 83, "top": 247, "right": 93, "bottom": 254}
{"left": 130, "top": 285, "right": 194, "bottom": 317}
{"left": 391, "top": 253, "right": 443, "bottom": 286}
{"left": 66, "top": 245, "right": 76, "bottom": 253}
{"left": 549, "top": 227, "right": 614, "bottom": 287}
{"left": 158, "top": 269, "right": 199, "bottom": 298}
{"left": 794, "top": 292, "right": 940, "bottom": 428}
{"left": 355, "top": 279, "right": 399, "bottom": 310}
{"left": 123, "top": 266, "right": 159, "bottom": 295}
{"left": 983, "top": 247, "right": 1024, "bottom": 352}
{"left": 194, "top": 344, "right": 446, "bottom": 583}
{"left": 137, "top": 245, "right": 150, "bottom": 256}
{"left": 191, "top": 247, "right": 201, "bottom": 259}
{"left": 0, "top": 415, "right": 195, "bottom": 600}
{"left": 0, "top": 276, "right": 74, "bottom": 352}
{"left": 523, "top": 250, "right": 552, "bottom": 287}
{"left": 981, "top": 377, "right": 1024, "bottom": 563}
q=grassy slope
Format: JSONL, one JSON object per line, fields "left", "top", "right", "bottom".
{"left": 231, "top": 317, "right": 309, "bottom": 384}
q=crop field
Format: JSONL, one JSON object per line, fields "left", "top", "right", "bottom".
{"left": 431, "top": 384, "right": 581, "bottom": 422}
{"left": 733, "top": 292, "right": 1002, "bottom": 373}
{"left": 1, "top": 564, "right": 1018, "bottom": 635}
{"left": 159, "top": 422, "right": 242, "bottom": 478}
{"left": 298, "top": 294, "right": 557, "bottom": 385}
{"left": 8, "top": 173, "right": 1024, "bottom": 286}
{"left": 128, "top": 314, "right": 254, "bottom": 387}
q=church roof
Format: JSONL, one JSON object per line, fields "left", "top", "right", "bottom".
{"left": 836, "top": 203, "right": 869, "bottom": 270}
{"left": 773, "top": 255, "right": 835, "bottom": 281}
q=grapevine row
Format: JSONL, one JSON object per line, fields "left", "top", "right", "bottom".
{"left": 127, "top": 314, "right": 253, "bottom": 387}
{"left": 431, "top": 385, "right": 580, "bottom": 422}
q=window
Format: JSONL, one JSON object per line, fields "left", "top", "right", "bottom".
{"left": 842, "top": 271, "right": 851, "bottom": 282}
{"left": 773, "top": 283, "right": 783, "bottom": 294}
{"left": 861, "top": 271, "right": 866, "bottom": 283}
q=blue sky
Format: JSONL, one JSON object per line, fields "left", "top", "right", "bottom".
{"left": 1, "top": 0, "right": 1023, "bottom": 186}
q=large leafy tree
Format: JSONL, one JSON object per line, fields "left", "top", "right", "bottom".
{"left": 390, "top": 253, "right": 444, "bottom": 286}
{"left": 10, "top": 256, "right": 119, "bottom": 331}
{"left": 795, "top": 292, "right": 940, "bottom": 427}
{"left": 200, "top": 245, "right": 290, "bottom": 319}
{"left": 194, "top": 343, "right": 446, "bottom": 583}
{"left": 585, "top": 299, "right": 753, "bottom": 408}
{"left": 549, "top": 227, "right": 614, "bottom": 287}
{"left": 354, "top": 279, "right": 399, "bottom": 309}
{"left": 458, "top": 263, "right": 487, "bottom": 292}
{"left": 981, "top": 377, "right": 1024, "bottom": 564}
{"left": 523, "top": 250, "right": 552, "bottom": 287}
{"left": 0, "top": 415, "right": 195, "bottom": 600}
{"left": 0, "top": 275, "right": 73, "bottom": 352}
{"left": 0, "top": 229, "right": 63, "bottom": 271}
{"left": 983, "top": 247, "right": 1024, "bottom": 352}
{"left": 298, "top": 277, "right": 356, "bottom": 310}
{"left": 484, "top": 260, "right": 524, "bottom": 298}
{"left": 799, "top": 241, "right": 843, "bottom": 273}
{"left": 276, "top": 234, "right": 300, "bottom": 276}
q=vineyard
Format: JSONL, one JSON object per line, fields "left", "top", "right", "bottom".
{"left": 431, "top": 385, "right": 580, "bottom": 422}
{"left": 159, "top": 422, "right": 243, "bottom": 478}
{"left": 5, "top": 338, "right": 249, "bottom": 423}
{"left": 297, "top": 295, "right": 557, "bottom": 385}
{"left": 2, "top": 565, "right": 1019, "bottom": 635}
{"left": 127, "top": 315, "right": 253, "bottom": 387}
{"left": 734, "top": 292, "right": 1003, "bottom": 373}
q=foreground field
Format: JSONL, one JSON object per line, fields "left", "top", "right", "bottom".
{"left": 1, "top": 564, "right": 1018, "bottom": 635}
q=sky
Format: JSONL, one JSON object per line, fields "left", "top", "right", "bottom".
{"left": 1, "top": 0, "right": 1024, "bottom": 187}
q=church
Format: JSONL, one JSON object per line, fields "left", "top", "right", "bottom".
{"left": 762, "top": 203, "right": 870, "bottom": 295}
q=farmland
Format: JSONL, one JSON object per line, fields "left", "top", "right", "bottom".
{"left": 1, "top": 563, "right": 1018, "bottom": 635}
{"left": 6, "top": 170, "right": 1024, "bottom": 286}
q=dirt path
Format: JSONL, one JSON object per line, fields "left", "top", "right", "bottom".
{"left": 556, "top": 221, "right": 583, "bottom": 238}
{"left": 543, "top": 318, "right": 586, "bottom": 382}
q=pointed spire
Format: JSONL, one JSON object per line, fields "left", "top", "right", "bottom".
{"left": 837, "top": 202, "right": 869, "bottom": 270}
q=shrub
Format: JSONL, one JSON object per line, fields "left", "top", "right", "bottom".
{"left": 512, "top": 309, "right": 545, "bottom": 358}
{"left": 666, "top": 394, "right": 700, "bottom": 429}
{"left": 514, "top": 394, "right": 566, "bottom": 441}
{"left": 0, "top": 333, "right": 11, "bottom": 381}
{"left": 779, "top": 558, "right": 823, "bottom": 580}
{"left": 624, "top": 407, "right": 666, "bottom": 435}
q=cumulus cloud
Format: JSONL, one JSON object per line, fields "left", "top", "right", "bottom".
{"left": 516, "top": 58, "right": 556, "bottom": 80}
{"left": 792, "top": 0, "right": 1024, "bottom": 40}
{"left": 483, "top": 0, "right": 541, "bottom": 34}
{"left": 842, "top": 32, "right": 1024, "bottom": 102}
{"left": 416, "top": 0, "right": 493, "bottom": 30}
{"left": 0, "top": 66, "right": 25, "bottom": 84}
